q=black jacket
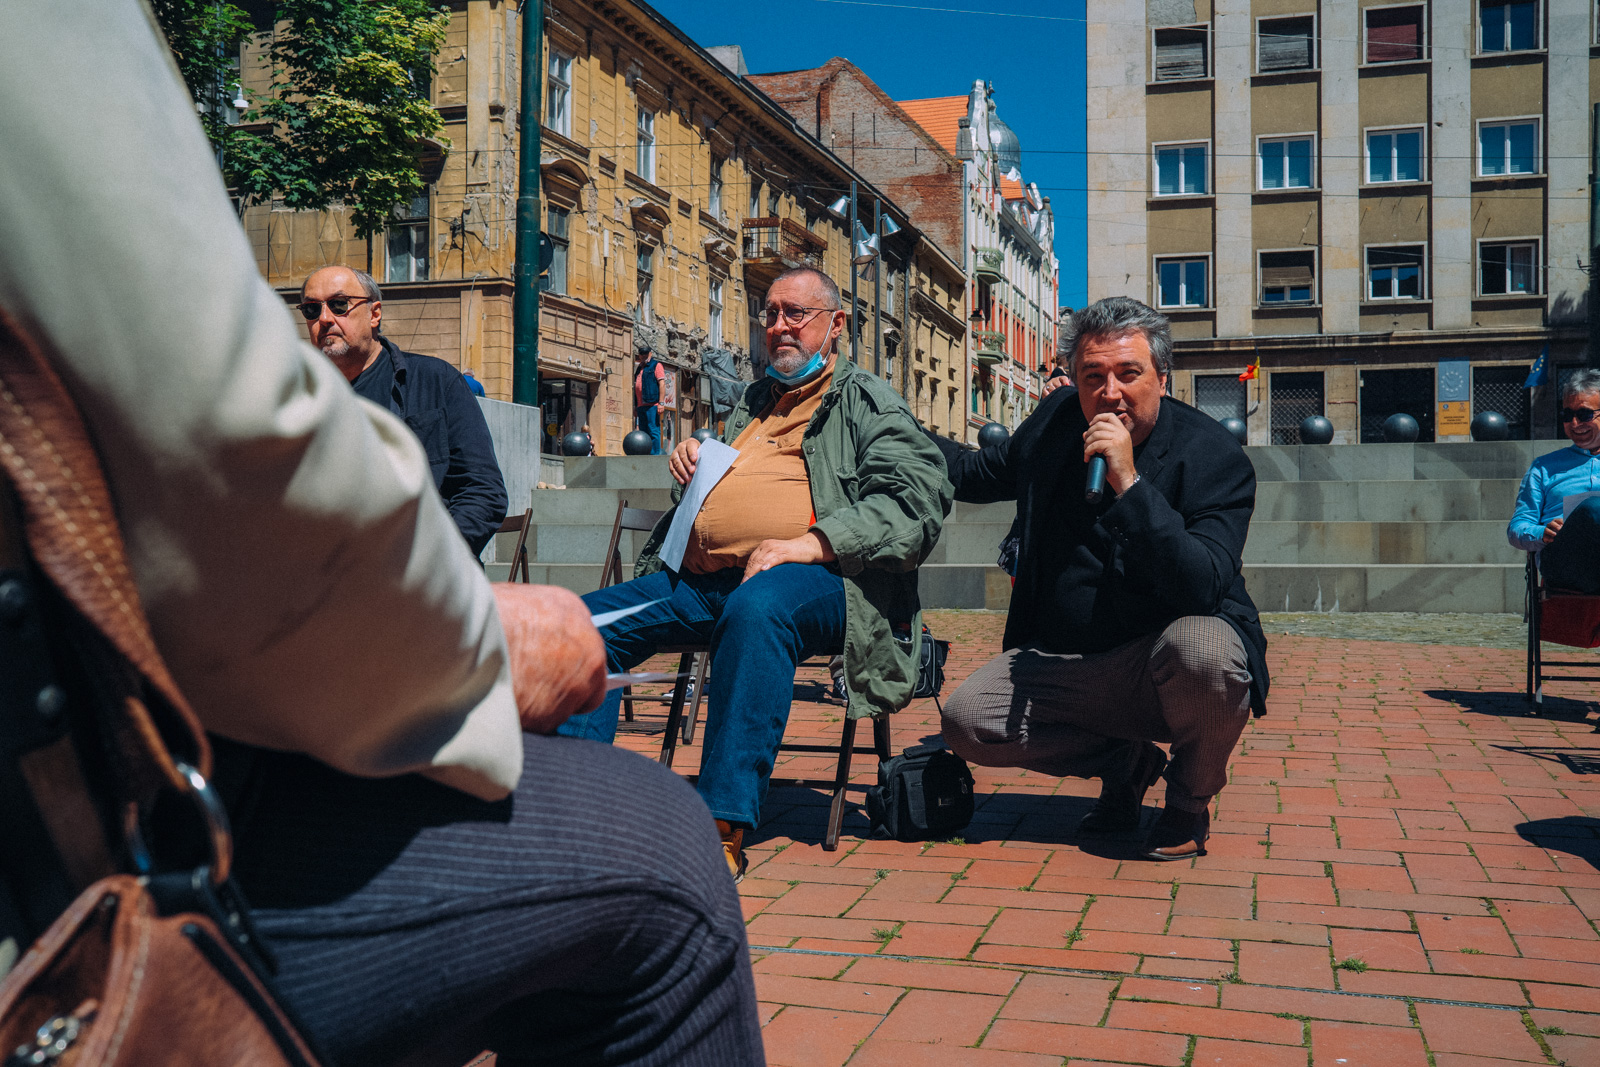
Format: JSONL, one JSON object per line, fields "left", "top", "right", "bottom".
{"left": 355, "top": 337, "right": 508, "bottom": 555}
{"left": 944, "top": 388, "right": 1269, "bottom": 715}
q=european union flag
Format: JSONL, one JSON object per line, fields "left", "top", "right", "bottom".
{"left": 1524, "top": 345, "right": 1549, "bottom": 389}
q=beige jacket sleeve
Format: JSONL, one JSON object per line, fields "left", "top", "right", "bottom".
{"left": 0, "top": 1, "right": 523, "bottom": 800}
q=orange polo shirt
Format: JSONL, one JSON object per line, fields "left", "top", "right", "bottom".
{"left": 681, "top": 366, "right": 832, "bottom": 574}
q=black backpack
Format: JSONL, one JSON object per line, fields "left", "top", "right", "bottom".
{"left": 866, "top": 743, "right": 975, "bottom": 842}
{"left": 911, "top": 625, "right": 950, "bottom": 701}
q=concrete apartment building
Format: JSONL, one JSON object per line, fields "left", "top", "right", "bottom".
{"left": 238, "top": 0, "right": 965, "bottom": 454}
{"left": 751, "top": 62, "right": 1060, "bottom": 439}
{"left": 1087, "top": 0, "right": 1594, "bottom": 445}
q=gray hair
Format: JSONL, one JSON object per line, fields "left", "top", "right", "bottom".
{"left": 299, "top": 266, "right": 383, "bottom": 303}
{"left": 768, "top": 266, "right": 841, "bottom": 310}
{"left": 1062, "top": 296, "right": 1174, "bottom": 377}
{"left": 1562, "top": 368, "right": 1600, "bottom": 404}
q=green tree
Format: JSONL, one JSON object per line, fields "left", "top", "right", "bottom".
{"left": 148, "top": 0, "right": 256, "bottom": 150}
{"left": 153, "top": 1, "right": 451, "bottom": 261}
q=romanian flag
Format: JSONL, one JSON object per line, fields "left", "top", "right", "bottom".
{"left": 1238, "top": 357, "right": 1260, "bottom": 383}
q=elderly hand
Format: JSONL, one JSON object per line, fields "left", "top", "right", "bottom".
{"left": 491, "top": 583, "right": 607, "bottom": 733}
{"left": 668, "top": 437, "right": 700, "bottom": 486}
{"left": 743, "top": 531, "right": 835, "bottom": 583}
{"left": 1544, "top": 517, "right": 1565, "bottom": 544}
{"left": 1041, "top": 375, "right": 1071, "bottom": 398}
{"left": 1083, "top": 412, "right": 1139, "bottom": 494}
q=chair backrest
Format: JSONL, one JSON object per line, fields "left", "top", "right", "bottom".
{"left": 600, "top": 500, "right": 668, "bottom": 589}
{"left": 496, "top": 508, "right": 532, "bottom": 583}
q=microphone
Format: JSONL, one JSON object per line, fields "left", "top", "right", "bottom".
{"left": 1084, "top": 454, "right": 1107, "bottom": 504}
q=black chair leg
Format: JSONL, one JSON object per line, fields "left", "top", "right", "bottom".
{"left": 824, "top": 717, "right": 860, "bottom": 852}
{"left": 873, "top": 714, "right": 892, "bottom": 763}
{"left": 657, "top": 652, "right": 695, "bottom": 768}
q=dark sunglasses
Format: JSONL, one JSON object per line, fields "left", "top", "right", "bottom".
{"left": 1560, "top": 407, "right": 1599, "bottom": 424}
{"left": 296, "top": 295, "right": 375, "bottom": 321}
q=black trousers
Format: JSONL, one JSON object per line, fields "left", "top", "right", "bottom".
{"left": 219, "top": 735, "right": 763, "bottom": 1067}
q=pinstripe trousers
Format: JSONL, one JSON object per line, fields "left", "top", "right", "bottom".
{"left": 941, "top": 616, "right": 1252, "bottom": 812}
{"left": 216, "top": 735, "right": 763, "bottom": 1067}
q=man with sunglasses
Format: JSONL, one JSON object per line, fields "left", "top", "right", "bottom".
{"left": 1509, "top": 368, "right": 1600, "bottom": 593}
{"left": 561, "top": 266, "right": 950, "bottom": 881}
{"left": 299, "top": 265, "right": 507, "bottom": 555}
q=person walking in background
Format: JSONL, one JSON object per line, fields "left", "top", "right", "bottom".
{"left": 634, "top": 341, "right": 669, "bottom": 455}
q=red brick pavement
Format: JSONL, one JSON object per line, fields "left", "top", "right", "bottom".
{"left": 606, "top": 612, "right": 1600, "bottom": 1066}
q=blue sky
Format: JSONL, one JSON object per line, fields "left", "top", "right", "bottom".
{"left": 647, "top": 0, "right": 1088, "bottom": 308}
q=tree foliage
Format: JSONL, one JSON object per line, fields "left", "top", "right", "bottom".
{"left": 152, "top": 1, "right": 451, "bottom": 242}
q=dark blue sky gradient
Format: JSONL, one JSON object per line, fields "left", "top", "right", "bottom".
{"left": 647, "top": 0, "right": 1088, "bottom": 308}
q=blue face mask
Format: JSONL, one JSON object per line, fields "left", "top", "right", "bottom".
{"left": 766, "top": 343, "right": 829, "bottom": 386}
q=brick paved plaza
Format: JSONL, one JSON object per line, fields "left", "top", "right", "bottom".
{"left": 608, "top": 610, "right": 1600, "bottom": 1067}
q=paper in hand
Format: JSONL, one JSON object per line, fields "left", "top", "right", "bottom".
{"left": 658, "top": 439, "right": 739, "bottom": 572}
{"left": 1563, "top": 492, "right": 1600, "bottom": 520}
{"left": 605, "top": 671, "right": 690, "bottom": 691}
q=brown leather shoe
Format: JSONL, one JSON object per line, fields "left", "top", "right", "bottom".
{"left": 1143, "top": 806, "right": 1209, "bottom": 861}
{"left": 1078, "top": 742, "right": 1168, "bottom": 835}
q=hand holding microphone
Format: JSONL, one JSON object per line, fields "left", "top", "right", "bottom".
{"left": 1083, "top": 413, "right": 1137, "bottom": 503}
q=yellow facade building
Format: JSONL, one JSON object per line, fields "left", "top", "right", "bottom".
{"left": 239, "top": 0, "right": 966, "bottom": 454}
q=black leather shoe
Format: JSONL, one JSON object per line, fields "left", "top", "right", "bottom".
{"left": 1077, "top": 742, "right": 1167, "bottom": 835}
{"left": 1143, "top": 806, "right": 1209, "bottom": 861}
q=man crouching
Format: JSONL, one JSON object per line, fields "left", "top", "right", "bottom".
{"left": 940, "top": 296, "right": 1268, "bottom": 860}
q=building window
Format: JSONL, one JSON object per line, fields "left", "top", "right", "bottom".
{"left": 1473, "top": 364, "right": 1531, "bottom": 439}
{"left": 635, "top": 107, "right": 655, "bottom": 182}
{"left": 1478, "top": 120, "right": 1539, "bottom": 176}
{"left": 1194, "top": 374, "right": 1247, "bottom": 425}
{"left": 767, "top": 185, "right": 782, "bottom": 217}
{"left": 1156, "top": 257, "right": 1208, "bottom": 309}
{"left": 1479, "top": 240, "right": 1539, "bottom": 295}
{"left": 1258, "top": 15, "right": 1316, "bottom": 71}
{"left": 1366, "top": 128, "right": 1424, "bottom": 183}
{"left": 1270, "top": 371, "right": 1325, "bottom": 445}
{"left": 1365, "top": 5, "right": 1426, "bottom": 62}
{"left": 748, "top": 178, "right": 762, "bottom": 219}
{"left": 1259, "top": 136, "right": 1314, "bottom": 189}
{"left": 708, "top": 158, "right": 723, "bottom": 217}
{"left": 544, "top": 206, "right": 569, "bottom": 294}
{"left": 1260, "top": 250, "right": 1316, "bottom": 305}
{"left": 1366, "top": 245, "right": 1425, "bottom": 300}
{"left": 547, "top": 51, "right": 573, "bottom": 137}
{"left": 1154, "top": 142, "right": 1208, "bottom": 195}
{"left": 1480, "top": 0, "right": 1538, "bottom": 51}
{"left": 709, "top": 279, "right": 724, "bottom": 347}
{"left": 385, "top": 194, "right": 429, "bottom": 282}
{"left": 636, "top": 245, "right": 654, "bottom": 323}
{"left": 1152, "top": 25, "right": 1209, "bottom": 80}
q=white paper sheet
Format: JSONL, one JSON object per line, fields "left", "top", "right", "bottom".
{"left": 1563, "top": 492, "right": 1600, "bottom": 520}
{"left": 590, "top": 598, "right": 668, "bottom": 629}
{"left": 657, "top": 439, "right": 739, "bottom": 572}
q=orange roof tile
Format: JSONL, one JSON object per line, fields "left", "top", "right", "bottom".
{"left": 896, "top": 96, "right": 966, "bottom": 155}
{"left": 1000, "top": 177, "right": 1024, "bottom": 200}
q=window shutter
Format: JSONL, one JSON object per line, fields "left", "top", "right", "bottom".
{"left": 1366, "top": 8, "right": 1422, "bottom": 62}
{"left": 1261, "top": 262, "right": 1314, "bottom": 288}
{"left": 1259, "top": 18, "right": 1314, "bottom": 70}
{"left": 1154, "top": 28, "right": 1208, "bottom": 80}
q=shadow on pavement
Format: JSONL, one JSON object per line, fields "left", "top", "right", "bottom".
{"left": 1425, "top": 688, "right": 1599, "bottom": 724}
{"left": 1516, "top": 816, "right": 1600, "bottom": 871}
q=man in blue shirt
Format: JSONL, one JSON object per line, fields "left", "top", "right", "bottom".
{"left": 1508, "top": 369, "right": 1600, "bottom": 593}
{"left": 301, "top": 266, "right": 508, "bottom": 555}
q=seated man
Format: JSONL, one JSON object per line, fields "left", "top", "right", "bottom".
{"left": 561, "top": 266, "right": 950, "bottom": 879}
{"left": 1508, "top": 368, "right": 1600, "bottom": 593}
{"left": 939, "top": 297, "right": 1269, "bottom": 861}
{"left": 301, "top": 264, "right": 508, "bottom": 556}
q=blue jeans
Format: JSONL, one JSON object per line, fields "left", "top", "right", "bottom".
{"left": 559, "top": 565, "right": 846, "bottom": 828}
{"left": 636, "top": 405, "right": 662, "bottom": 454}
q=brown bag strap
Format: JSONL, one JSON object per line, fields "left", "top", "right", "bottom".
{"left": 0, "top": 309, "right": 207, "bottom": 794}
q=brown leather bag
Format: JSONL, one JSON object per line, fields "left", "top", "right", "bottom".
{"left": 0, "top": 311, "right": 323, "bottom": 1066}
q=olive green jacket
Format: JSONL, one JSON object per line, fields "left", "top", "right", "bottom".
{"left": 635, "top": 357, "right": 952, "bottom": 719}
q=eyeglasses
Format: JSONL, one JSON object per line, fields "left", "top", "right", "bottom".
{"left": 296, "top": 295, "right": 375, "bottom": 321}
{"left": 1560, "top": 407, "right": 1599, "bottom": 424}
{"left": 761, "top": 304, "right": 835, "bottom": 328}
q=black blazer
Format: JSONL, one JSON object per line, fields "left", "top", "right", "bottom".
{"left": 945, "top": 389, "right": 1269, "bottom": 715}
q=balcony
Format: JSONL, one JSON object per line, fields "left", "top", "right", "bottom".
{"left": 973, "top": 330, "right": 1006, "bottom": 365}
{"left": 974, "top": 247, "right": 1004, "bottom": 285}
{"left": 742, "top": 217, "right": 825, "bottom": 290}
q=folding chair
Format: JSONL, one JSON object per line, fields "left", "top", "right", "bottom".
{"left": 600, "top": 500, "right": 709, "bottom": 738}
{"left": 494, "top": 508, "right": 532, "bottom": 582}
{"left": 1525, "top": 552, "right": 1600, "bottom": 706}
